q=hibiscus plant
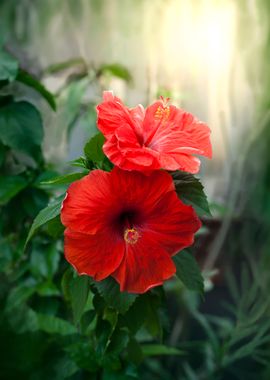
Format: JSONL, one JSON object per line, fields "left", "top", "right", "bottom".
{"left": 24, "top": 88, "right": 212, "bottom": 377}
{"left": 1, "top": 48, "right": 213, "bottom": 379}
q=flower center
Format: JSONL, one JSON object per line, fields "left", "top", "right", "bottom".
{"left": 124, "top": 228, "right": 139, "bottom": 244}
{"left": 154, "top": 106, "right": 170, "bottom": 122}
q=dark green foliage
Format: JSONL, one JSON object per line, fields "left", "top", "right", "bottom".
{"left": 39, "top": 171, "right": 88, "bottom": 187}
{"left": 141, "top": 344, "right": 184, "bottom": 356}
{"left": 84, "top": 132, "right": 105, "bottom": 164}
{"left": 93, "top": 277, "right": 137, "bottom": 314}
{"left": 98, "top": 63, "right": 133, "bottom": 83}
{"left": 83, "top": 132, "right": 113, "bottom": 171}
{"left": 25, "top": 194, "right": 65, "bottom": 246}
{"left": 44, "top": 57, "right": 87, "bottom": 74}
{"left": 0, "top": 49, "right": 18, "bottom": 81}
{"left": 0, "top": 100, "right": 43, "bottom": 160}
{"left": 173, "top": 250, "right": 204, "bottom": 294}
{"left": 0, "top": 175, "right": 28, "bottom": 205}
{"left": 16, "top": 69, "right": 56, "bottom": 110}
{"left": 62, "top": 270, "right": 90, "bottom": 324}
{"left": 173, "top": 171, "right": 211, "bottom": 217}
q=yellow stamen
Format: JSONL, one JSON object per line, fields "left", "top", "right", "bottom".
{"left": 124, "top": 228, "right": 139, "bottom": 244}
{"left": 154, "top": 106, "right": 170, "bottom": 122}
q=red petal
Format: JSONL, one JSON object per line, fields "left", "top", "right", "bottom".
{"left": 129, "top": 104, "right": 145, "bottom": 138}
{"left": 61, "top": 170, "right": 119, "bottom": 234}
{"left": 115, "top": 124, "right": 141, "bottom": 149}
{"left": 145, "top": 191, "right": 201, "bottom": 255}
{"left": 112, "top": 230, "right": 176, "bottom": 293}
{"left": 149, "top": 115, "right": 212, "bottom": 158}
{"left": 64, "top": 228, "right": 125, "bottom": 280}
{"left": 143, "top": 102, "right": 211, "bottom": 173}
{"left": 103, "top": 133, "right": 159, "bottom": 171}
{"left": 109, "top": 168, "right": 175, "bottom": 211}
{"left": 102, "top": 118, "right": 159, "bottom": 171}
{"left": 96, "top": 91, "right": 136, "bottom": 138}
{"left": 167, "top": 154, "right": 201, "bottom": 174}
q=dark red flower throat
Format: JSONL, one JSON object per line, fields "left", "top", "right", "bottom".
{"left": 116, "top": 209, "right": 141, "bottom": 244}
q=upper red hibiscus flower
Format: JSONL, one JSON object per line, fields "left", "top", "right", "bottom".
{"left": 61, "top": 167, "right": 201, "bottom": 293}
{"left": 96, "top": 91, "right": 212, "bottom": 174}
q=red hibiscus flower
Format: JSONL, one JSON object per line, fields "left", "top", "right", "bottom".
{"left": 96, "top": 91, "right": 212, "bottom": 174}
{"left": 61, "top": 168, "right": 201, "bottom": 293}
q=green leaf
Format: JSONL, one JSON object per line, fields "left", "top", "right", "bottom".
{"left": 36, "top": 282, "right": 60, "bottom": 297}
{"left": 93, "top": 292, "right": 106, "bottom": 315}
{"left": 44, "top": 58, "right": 86, "bottom": 74}
{"left": 62, "top": 269, "right": 90, "bottom": 324}
{"left": 61, "top": 268, "right": 73, "bottom": 301}
{"left": 37, "top": 314, "right": 77, "bottom": 335}
{"left": 102, "top": 370, "right": 137, "bottom": 380}
{"left": 53, "top": 357, "right": 79, "bottom": 380}
{"left": 0, "top": 80, "right": 8, "bottom": 89}
{"left": 96, "top": 317, "right": 115, "bottom": 356}
{"left": 103, "top": 308, "right": 118, "bottom": 329}
{"left": 104, "top": 328, "right": 130, "bottom": 369}
{"left": 0, "top": 175, "right": 28, "bottom": 205}
{"left": 141, "top": 344, "right": 184, "bottom": 356}
{"left": 108, "top": 328, "right": 129, "bottom": 354}
{"left": 94, "top": 277, "right": 137, "bottom": 314}
{"left": 46, "top": 215, "right": 65, "bottom": 238}
{"left": 16, "top": 69, "right": 56, "bottom": 111}
{"left": 39, "top": 171, "right": 88, "bottom": 186}
{"left": 69, "top": 156, "right": 88, "bottom": 169}
{"left": 5, "top": 281, "right": 36, "bottom": 313}
{"left": 84, "top": 132, "right": 105, "bottom": 164}
{"left": 33, "top": 170, "right": 59, "bottom": 188}
{"left": 173, "top": 250, "right": 204, "bottom": 294}
{"left": 25, "top": 194, "right": 65, "bottom": 246}
{"left": 81, "top": 310, "right": 96, "bottom": 335}
{"left": 67, "top": 341, "right": 99, "bottom": 373}
{"left": 69, "top": 274, "right": 90, "bottom": 324}
{"left": 6, "top": 305, "right": 39, "bottom": 334}
{"left": 99, "top": 63, "right": 132, "bottom": 83}
{"left": 0, "top": 141, "right": 6, "bottom": 167}
{"left": 0, "top": 50, "right": 18, "bottom": 82}
{"left": 30, "top": 242, "right": 60, "bottom": 280}
{"left": 0, "top": 237, "right": 13, "bottom": 270}
{"left": 127, "top": 338, "right": 143, "bottom": 365}
{"left": 0, "top": 95, "right": 13, "bottom": 107}
{"left": 30, "top": 246, "right": 50, "bottom": 279}
{"left": 173, "top": 172, "right": 211, "bottom": 217}
{"left": 144, "top": 292, "right": 163, "bottom": 338}
{"left": 21, "top": 188, "right": 49, "bottom": 219}
{"left": 0, "top": 101, "right": 43, "bottom": 160}
{"left": 120, "top": 296, "right": 147, "bottom": 334}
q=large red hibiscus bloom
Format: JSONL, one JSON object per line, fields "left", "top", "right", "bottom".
{"left": 96, "top": 91, "right": 212, "bottom": 173}
{"left": 61, "top": 168, "right": 201, "bottom": 293}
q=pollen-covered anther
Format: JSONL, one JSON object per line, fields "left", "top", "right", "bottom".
{"left": 124, "top": 228, "right": 139, "bottom": 244}
{"left": 154, "top": 106, "right": 170, "bottom": 121}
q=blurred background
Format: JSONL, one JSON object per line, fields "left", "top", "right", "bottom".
{"left": 1, "top": 0, "right": 270, "bottom": 379}
{"left": 2, "top": 0, "right": 261, "bottom": 196}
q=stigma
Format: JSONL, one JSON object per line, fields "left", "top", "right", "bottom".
{"left": 124, "top": 228, "right": 139, "bottom": 244}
